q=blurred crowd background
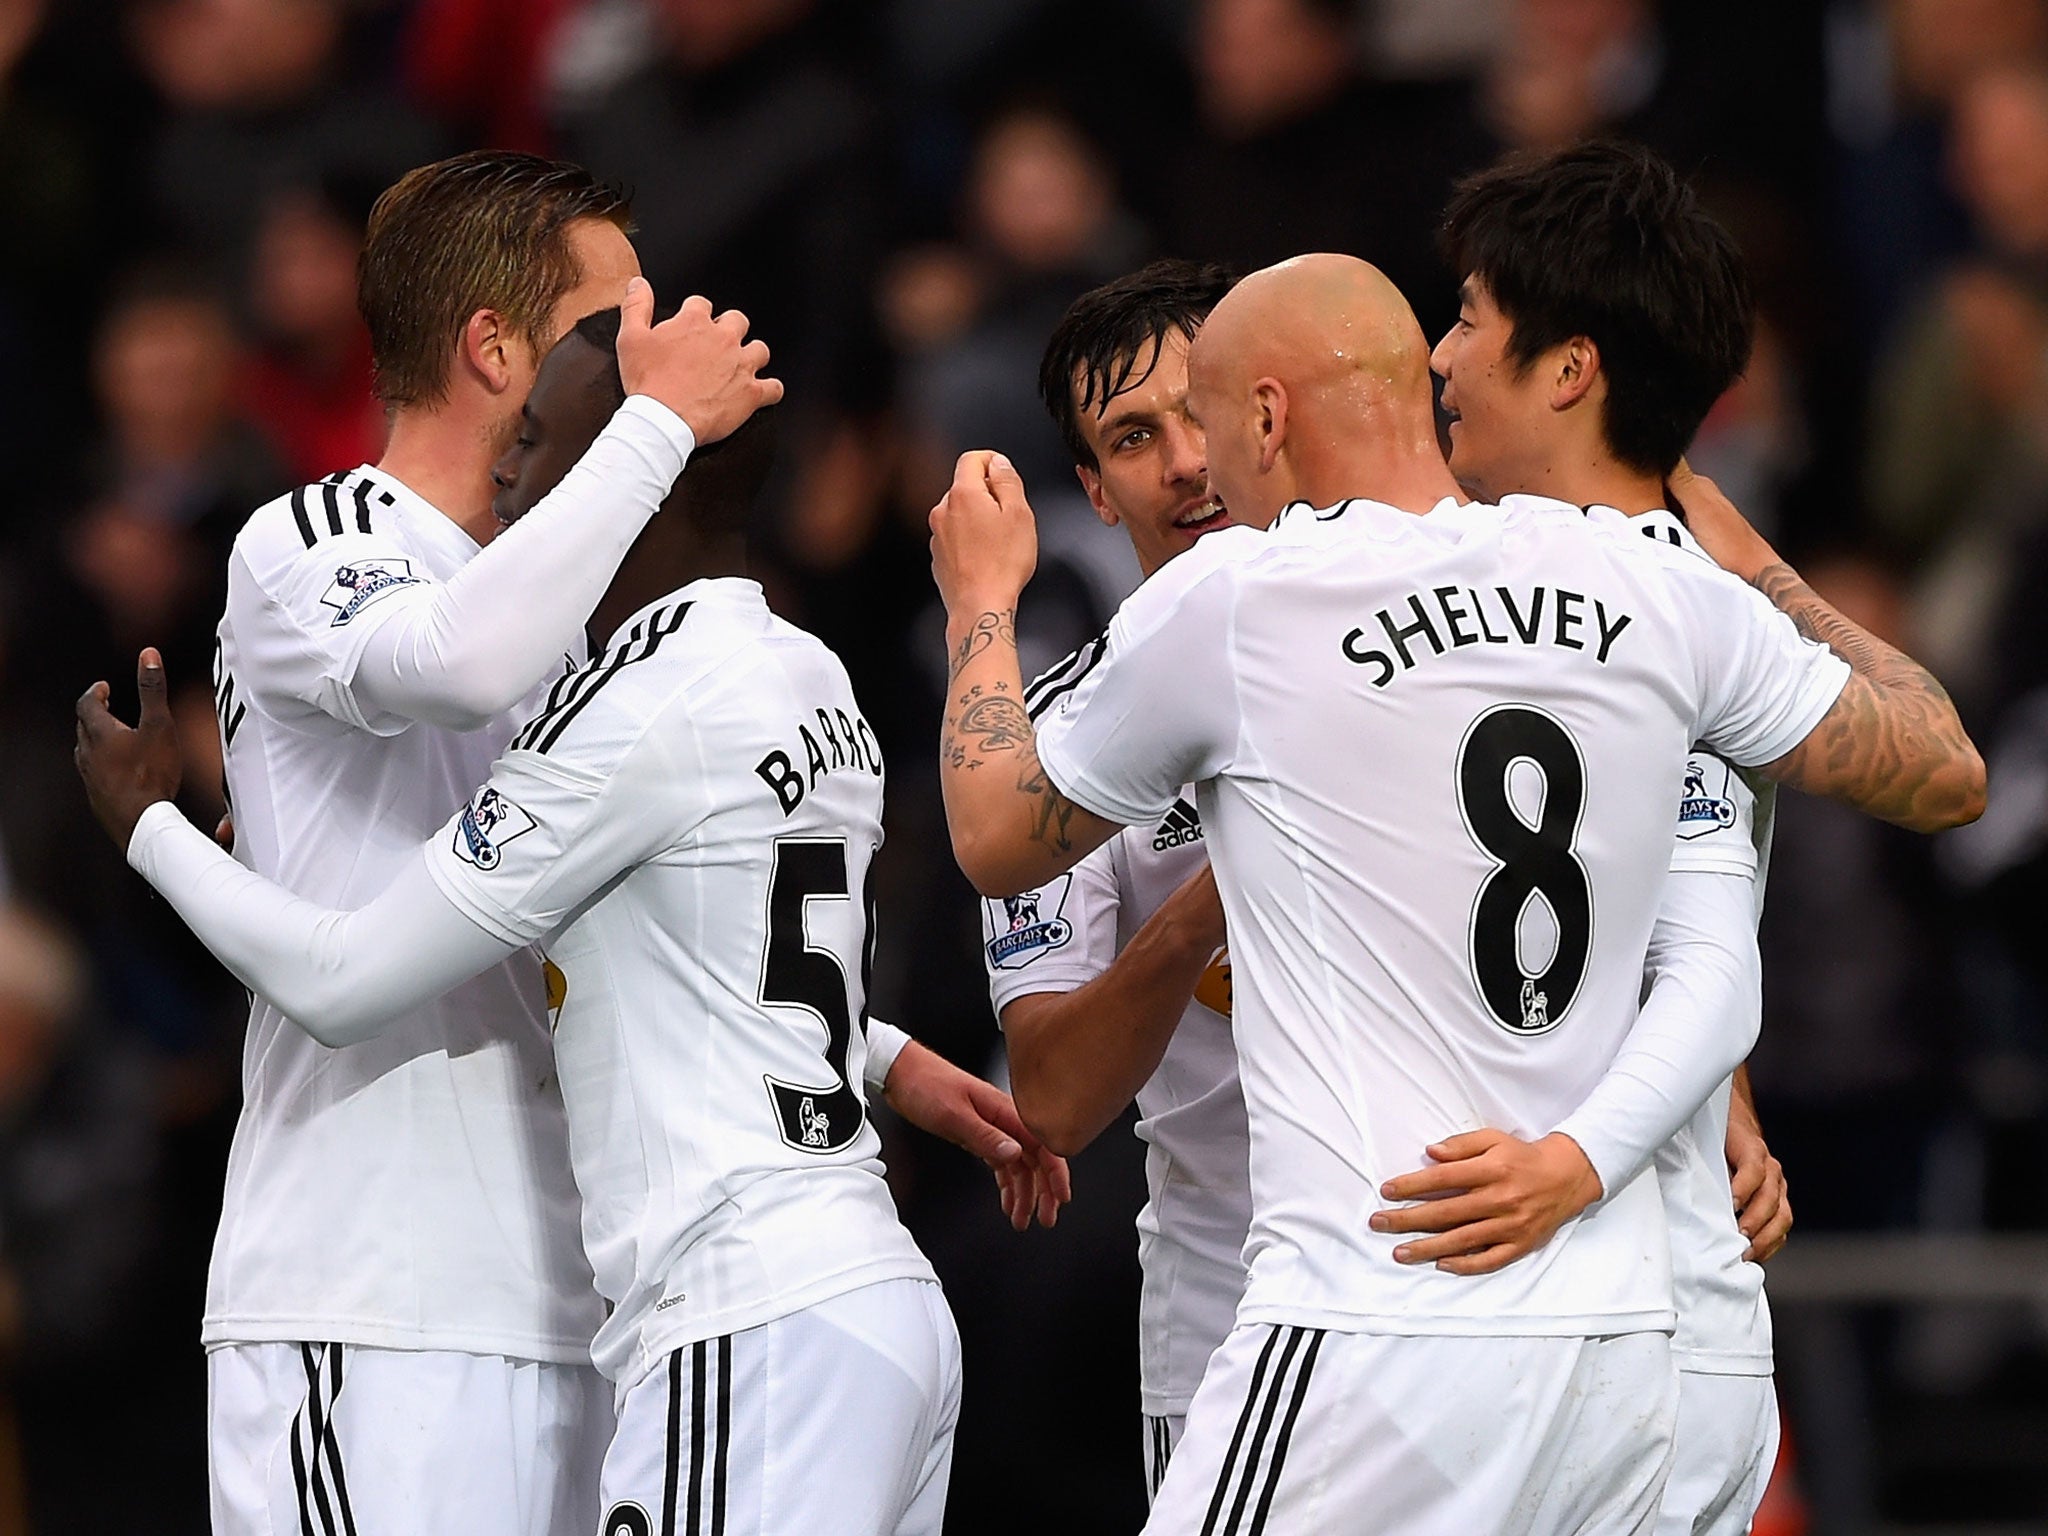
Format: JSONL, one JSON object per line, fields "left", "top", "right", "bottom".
{"left": 0, "top": 0, "right": 2045, "bottom": 1531}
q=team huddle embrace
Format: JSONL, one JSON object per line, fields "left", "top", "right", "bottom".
{"left": 73, "top": 142, "right": 1984, "bottom": 1536}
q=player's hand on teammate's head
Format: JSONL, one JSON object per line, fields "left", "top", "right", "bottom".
{"left": 1665, "top": 458, "right": 1777, "bottom": 585}
{"left": 615, "top": 277, "right": 783, "bottom": 446}
{"left": 928, "top": 450, "right": 1040, "bottom": 617}
{"left": 74, "top": 647, "right": 185, "bottom": 853}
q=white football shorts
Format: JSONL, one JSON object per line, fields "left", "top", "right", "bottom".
{"left": 1145, "top": 1324, "right": 1678, "bottom": 1536}
{"left": 1659, "top": 1370, "right": 1779, "bottom": 1536}
{"left": 597, "top": 1278, "right": 961, "bottom": 1536}
{"left": 208, "top": 1341, "right": 611, "bottom": 1536}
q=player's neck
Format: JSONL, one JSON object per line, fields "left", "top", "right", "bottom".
{"left": 377, "top": 408, "right": 502, "bottom": 546}
{"left": 1518, "top": 446, "right": 1667, "bottom": 517}
{"left": 590, "top": 534, "right": 748, "bottom": 646}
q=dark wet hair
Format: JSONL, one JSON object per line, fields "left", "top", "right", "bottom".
{"left": 1038, "top": 260, "right": 1237, "bottom": 471}
{"left": 1439, "top": 140, "right": 1754, "bottom": 475}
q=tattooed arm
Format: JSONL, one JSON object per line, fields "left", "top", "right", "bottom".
{"left": 1669, "top": 466, "right": 1986, "bottom": 832}
{"left": 931, "top": 454, "right": 1122, "bottom": 895}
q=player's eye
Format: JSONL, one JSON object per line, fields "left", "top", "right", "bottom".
{"left": 1117, "top": 429, "right": 1150, "bottom": 451}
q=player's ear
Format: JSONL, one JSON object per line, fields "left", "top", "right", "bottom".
{"left": 1551, "top": 336, "right": 1600, "bottom": 412}
{"left": 461, "top": 308, "right": 518, "bottom": 395}
{"left": 1076, "top": 464, "right": 1118, "bottom": 529}
{"left": 1252, "top": 378, "right": 1288, "bottom": 473}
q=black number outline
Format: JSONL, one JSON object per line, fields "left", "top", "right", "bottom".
{"left": 1454, "top": 703, "right": 1594, "bottom": 1037}
{"left": 758, "top": 837, "right": 869, "bottom": 1153}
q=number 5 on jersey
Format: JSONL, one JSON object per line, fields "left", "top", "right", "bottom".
{"left": 1456, "top": 704, "right": 1593, "bottom": 1036}
{"left": 759, "top": 837, "right": 874, "bottom": 1153}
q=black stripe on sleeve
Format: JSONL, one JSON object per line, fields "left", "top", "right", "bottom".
{"left": 291, "top": 487, "right": 316, "bottom": 548}
{"left": 711, "top": 1334, "right": 731, "bottom": 1536}
{"left": 1245, "top": 1329, "right": 1324, "bottom": 1535}
{"left": 662, "top": 1347, "right": 685, "bottom": 1536}
{"left": 1220, "top": 1326, "right": 1307, "bottom": 1535}
{"left": 322, "top": 482, "right": 344, "bottom": 536}
{"left": 351, "top": 480, "right": 374, "bottom": 534}
{"left": 532, "top": 603, "right": 691, "bottom": 754}
{"left": 1026, "top": 632, "right": 1109, "bottom": 722}
{"left": 1199, "top": 1326, "right": 1284, "bottom": 1536}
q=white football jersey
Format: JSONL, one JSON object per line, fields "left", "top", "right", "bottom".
{"left": 981, "top": 791, "right": 1250, "bottom": 1419}
{"left": 1033, "top": 494, "right": 1849, "bottom": 1338}
{"left": 424, "top": 579, "right": 935, "bottom": 1386}
{"left": 1600, "top": 505, "right": 1774, "bottom": 1376}
{"left": 210, "top": 466, "right": 598, "bottom": 1361}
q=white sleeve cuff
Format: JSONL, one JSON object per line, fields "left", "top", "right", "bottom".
{"left": 864, "top": 1016, "right": 912, "bottom": 1093}
{"left": 127, "top": 800, "right": 192, "bottom": 876}
{"left": 617, "top": 394, "right": 697, "bottom": 472}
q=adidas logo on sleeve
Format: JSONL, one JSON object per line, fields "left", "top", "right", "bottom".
{"left": 1154, "top": 798, "right": 1205, "bottom": 851}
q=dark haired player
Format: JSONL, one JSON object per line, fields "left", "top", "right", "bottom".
{"left": 929, "top": 252, "right": 1980, "bottom": 1532}
{"left": 194, "top": 150, "right": 778, "bottom": 1534}
{"left": 79, "top": 309, "right": 1065, "bottom": 1536}
{"left": 1399, "top": 140, "right": 1973, "bottom": 1534}
{"left": 982, "top": 262, "right": 1243, "bottom": 1496}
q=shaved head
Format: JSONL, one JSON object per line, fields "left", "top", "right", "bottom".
{"left": 1188, "top": 253, "right": 1454, "bottom": 526}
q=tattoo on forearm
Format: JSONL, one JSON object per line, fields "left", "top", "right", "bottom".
{"left": 1752, "top": 562, "right": 1977, "bottom": 825}
{"left": 948, "top": 610, "right": 1017, "bottom": 683}
{"left": 939, "top": 619, "right": 1087, "bottom": 854}
{"left": 1017, "top": 745, "right": 1083, "bottom": 853}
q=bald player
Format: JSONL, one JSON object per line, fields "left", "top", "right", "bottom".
{"left": 929, "top": 255, "right": 1982, "bottom": 1532}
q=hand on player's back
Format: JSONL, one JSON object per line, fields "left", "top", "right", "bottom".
{"left": 615, "top": 277, "right": 782, "bottom": 445}
{"left": 1369, "top": 1128, "right": 1605, "bottom": 1275}
{"left": 74, "top": 648, "right": 185, "bottom": 853}
{"left": 929, "top": 451, "right": 1040, "bottom": 620}
{"left": 1725, "top": 1093, "right": 1792, "bottom": 1263}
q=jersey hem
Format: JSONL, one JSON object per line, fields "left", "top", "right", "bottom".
{"left": 201, "top": 1314, "right": 596, "bottom": 1366}
{"left": 1234, "top": 1303, "right": 1676, "bottom": 1338}
{"left": 618, "top": 1257, "right": 939, "bottom": 1386}
{"left": 1673, "top": 1346, "right": 1774, "bottom": 1376}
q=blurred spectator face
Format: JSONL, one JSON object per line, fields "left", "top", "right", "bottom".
{"left": 1069, "top": 331, "right": 1228, "bottom": 578}
{"left": 1489, "top": 0, "right": 1649, "bottom": 147}
{"left": 95, "top": 290, "right": 240, "bottom": 465}
{"left": 1194, "top": 0, "right": 1355, "bottom": 137}
{"left": 250, "top": 190, "right": 363, "bottom": 353}
{"left": 1430, "top": 276, "right": 1567, "bottom": 500}
{"left": 0, "top": 0, "right": 45, "bottom": 81}
{"left": 129, "top": 0, "right": 337, "bottom": 111}
{"left": 657, "top": 0, "right": 810, "bottom": 71}
{"left": 0, "top": 906, "right": 81, "bottom": 1116}
{"left": 970, "top": 111, "right": 1114, "bottom": 273}
{"left": 1952, "top": 65, "right": 2048, "bottom": 256}
{"left": 1891, "top": 0, "right": 2048, "bottom": 108}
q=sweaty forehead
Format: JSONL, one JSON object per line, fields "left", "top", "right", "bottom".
{"left": 1084, "top": 329, "right": 1191, "bottom": 420}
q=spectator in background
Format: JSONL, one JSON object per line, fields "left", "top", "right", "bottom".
{"left": 0, "top": 903, "right": 165, "bottom": 1535}
{"left": 11, "top": 268, "right": 283, "bottom": 716}
{"left": 552, "top": 0, "right": 884, "bottom": 407}
{"left": 127, "top": 0, "right": 443, "bottom": 281}
{"left": 240, "top": 178, "right": 385, "bottom": 481}
{"left": 1832, "top": 0, "right": 2048, "bottom": 350}
{"left": 1865, "top": 61, "right": 2048, "bottom": 710}
{"left": 1149, "top": 0, "right": 1495, "bottom": 338}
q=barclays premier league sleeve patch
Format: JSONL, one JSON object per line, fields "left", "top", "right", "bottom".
{"left": 1675, "top": 754, "right": 1740, "bottom": 839}
{"left": 984, "top": 874, "right": 1075, "bottom": 970}
{"left": 320, "top": 559, "right": 422, "bottom": 626}
{"left": 452, "top": 786, "right": 536, "bottom": 870}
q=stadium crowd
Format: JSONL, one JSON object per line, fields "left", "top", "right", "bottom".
{"left": 0, "top": 0, "right": 2044, "bottom": 1530}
